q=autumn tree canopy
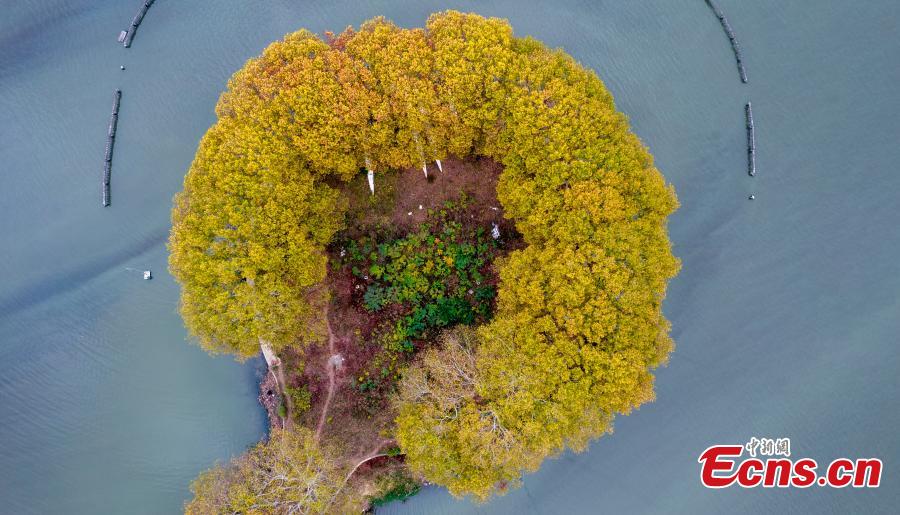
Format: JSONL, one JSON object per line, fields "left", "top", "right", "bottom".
{"left": 171, "top": 10, "right": 679, "bottom": 503}
{"left": 185, "top": 428, "right": 365, "bottom": 514}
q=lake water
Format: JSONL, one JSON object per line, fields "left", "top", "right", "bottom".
{"left": 1, "top": 1, "right": 897, "bottom": 513}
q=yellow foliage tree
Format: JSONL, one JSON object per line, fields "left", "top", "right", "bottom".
{"left": 185, "top": 428, "right": 364, "bottom": 514}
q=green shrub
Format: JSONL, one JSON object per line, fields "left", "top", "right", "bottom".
{"left": 369, "top": 471, "right": 421, "bottom": 507}
{"left": 285, "top": 385, "right": 312, "bottom": 417}
{"left": 342, "top": 200, "right": 499, "bottom": 355}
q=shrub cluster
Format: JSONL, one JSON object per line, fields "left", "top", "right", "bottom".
{"left": 343, "top": 201, "right": 498, "bottom": 353}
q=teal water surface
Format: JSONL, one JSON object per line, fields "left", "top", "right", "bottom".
{"left": 1, "top": 1, "right": 897, "bottom": 513}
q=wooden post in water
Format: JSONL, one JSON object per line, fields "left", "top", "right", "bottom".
{"left": 123, "top": 0, "right": 156, "bottom": 48}
{"left": 102, "top": 89, "right": 121, "bottom": 207}
{"left": 746, "top": 102, "right": 756, "bottom": 177}
{"left": 705, "top": 0, "right": 748, "bottom": 83}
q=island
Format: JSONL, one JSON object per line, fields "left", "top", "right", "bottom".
{"left": 169, "top": 11, "right": 679, "bottom": 513}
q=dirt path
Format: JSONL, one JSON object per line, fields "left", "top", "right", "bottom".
{"left": 345, "top": 452, "right": 390, "bottom": 485}
{"left": 346, "top": 440, "right": 394, "bottom": 479}
{"left": 325, "top": 441, "right": 396, "bottom": 510}
{"left": 315, "top": 306, "right": 343, "bottom": 441}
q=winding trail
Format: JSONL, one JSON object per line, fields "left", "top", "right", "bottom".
{"left": 344, "top": 452, "right": 390, "bottom": 485}
{"left": 312, "top": 305, "right": 396, "bottom": 511}
{"left": 314, "top": 306, "right": 342, "bottom": 441}
{"left": 326, "top": 441, "right": 397, "bottom": 511}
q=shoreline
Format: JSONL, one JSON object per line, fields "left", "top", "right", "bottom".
{"left": 257, "top": 365, "right": 284, "bottom": 431}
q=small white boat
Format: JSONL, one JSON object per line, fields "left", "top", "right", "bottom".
{"left": 118, "top": 30, "right": 128, "bottom": 43}
{"left": 143, "top": 270, "right": 152, "bottom": 280}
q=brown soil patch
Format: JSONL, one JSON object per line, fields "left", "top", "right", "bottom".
{"left": 276, "top": 156, "right": 520, "bottom": 471}
{"left": 388, "top": 157, "right": 506, "bottom": 231}
{"left": 309, "top": 269, "right": 396, "bottom": 460}
{"left": 341, "top": 156, "right": 519, "bottom": 241}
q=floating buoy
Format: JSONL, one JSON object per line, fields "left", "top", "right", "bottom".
{"left": 120, "top": 65, "right": 126, "bottom": 70}
{"left": 748, "top": 194, "right": 756, "bottom": 200}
